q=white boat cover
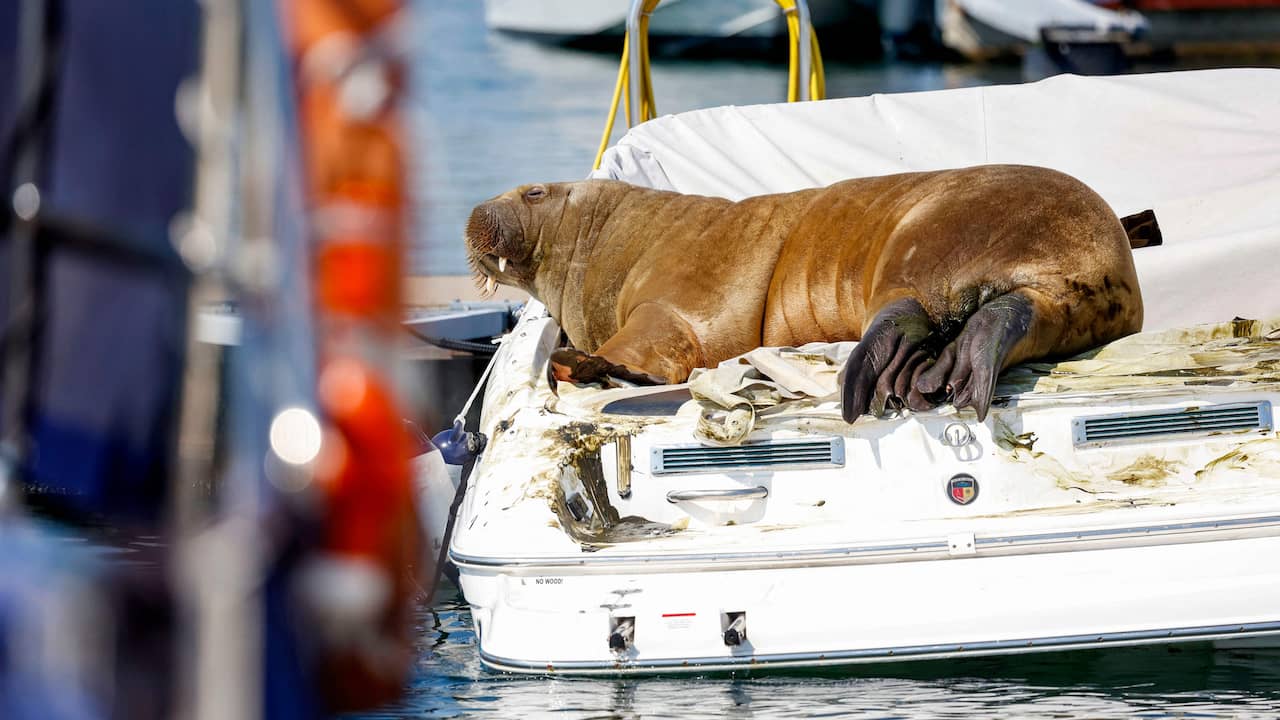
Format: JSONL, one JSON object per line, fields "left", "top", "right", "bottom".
{"left": 591, "top": 68, "right": 1280, "bottom": 334}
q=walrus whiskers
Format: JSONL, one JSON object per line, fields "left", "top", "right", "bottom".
{"left": 464, "top": 207, "right": 501, "bottom": 294}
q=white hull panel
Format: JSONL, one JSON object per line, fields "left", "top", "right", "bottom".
{"left": 460, "top": 534, "right": 1280, "bottom": 674}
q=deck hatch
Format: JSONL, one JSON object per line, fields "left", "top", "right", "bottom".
{"left": 1072, "top": 401, "right": 1272, "bottom": 447}
{"left": 650, "top": 438, "right": 844, "bottom": 475}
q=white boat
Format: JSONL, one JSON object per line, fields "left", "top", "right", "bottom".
{"left": 483, "top": 0, "right": 866, "bottom": 53}
{"left": 939, "top": 0, "right": 1147, "bottom": 60}
{"left": 447, "top": 68, "right": 1280, "bottom": 675}
{"left": 937, "top": 0, "right": 1280, "bottom": 62}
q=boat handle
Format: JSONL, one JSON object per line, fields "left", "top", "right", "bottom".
{"left": 666, "top": 487, "right": 768, "bottom": 503}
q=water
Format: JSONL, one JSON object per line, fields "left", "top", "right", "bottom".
{"left": 399, "top": 4, "right": 1280, "bottom": 717}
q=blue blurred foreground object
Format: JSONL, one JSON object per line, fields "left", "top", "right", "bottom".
{"left": 1, "top": 0, "right": 428, "bottom": 716}
{"left": 0, "top": 0, "right": 197, "bottom": 525}
{"left": 0, "top": 519, "right": 107, "bottom": 720}
{"left": 0, "top": 513, "right": 174, "bottom": 720}
{"left": 0, "top": 1, "right": 196, "bottom": 715}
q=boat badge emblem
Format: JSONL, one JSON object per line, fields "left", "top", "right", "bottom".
{"left": 947, "top": 474, "right": 979, "bottom": 505}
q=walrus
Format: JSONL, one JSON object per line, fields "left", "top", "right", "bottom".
{"left": 465, "top": 164, "right": 1143, "bottom": 423}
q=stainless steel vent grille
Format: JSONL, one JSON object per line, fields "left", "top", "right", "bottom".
{"left": 650, "top": 438, "right": 845, "bottom": 475}
{"left": 1073, "top": 401, "right": 1272, "bottom": 447}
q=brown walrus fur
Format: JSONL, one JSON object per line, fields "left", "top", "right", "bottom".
{"left": 465, "top": 164, "right": 1143, "bottom": 422}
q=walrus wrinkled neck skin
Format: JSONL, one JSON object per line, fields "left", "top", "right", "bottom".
{"left": 464, "top": 178, "right": 803, "bottom": 382}
{"left": 529, "top": 183, "right": 633, "bottom": 328}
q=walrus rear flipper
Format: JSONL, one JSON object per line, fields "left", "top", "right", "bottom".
{"left": 841, "top": 298, "right": 938, "bottom": 422}
{"left": 843, "top": 292, "right": 1039, "bottom": 424}
{"left": 1121, "top": 209, "right": 1162, "bottom": 249}
{"left": 914, "top": 292, "right": 1037, "bottom": 423}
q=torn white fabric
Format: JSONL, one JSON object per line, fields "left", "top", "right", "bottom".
{"left": 689, "top": 343, "right": 852, "bottom": 444}
{"left": 689, "top": 317, "right": 1280, "bottom": 444}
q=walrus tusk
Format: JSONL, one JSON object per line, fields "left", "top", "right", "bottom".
{"left": 484, "top": 276, "right": 497, "bottom": 295}
{"left": 498, "top": 256, "right": 508, "bottom": 272}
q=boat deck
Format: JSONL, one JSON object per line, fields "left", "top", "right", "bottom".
{"left": 453, "top": 311, "right": 1280, "bottom": 567}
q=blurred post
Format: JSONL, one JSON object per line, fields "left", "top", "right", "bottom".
{"left": 279, "top": 0, "right": 424, "bottom": 711}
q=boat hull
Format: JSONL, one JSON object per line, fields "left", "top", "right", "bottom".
{"left": 458, "top": 531, "right": 1280, "bottom": 674}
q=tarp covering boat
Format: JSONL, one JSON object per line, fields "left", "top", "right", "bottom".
{"left": 591, "top": 68, "right": 1280, "bottom": 334}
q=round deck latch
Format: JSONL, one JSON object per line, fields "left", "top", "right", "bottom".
{"left": 941, "top": 422, "right": 974, "bottom": 448}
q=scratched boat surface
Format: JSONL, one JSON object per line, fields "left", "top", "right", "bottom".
{"left": 449, "top": 308, "right": 1280, "bottom": 674}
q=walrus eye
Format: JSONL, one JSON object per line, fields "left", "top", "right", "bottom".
{"left": 524, "top": 186, "right": 546, "bottom": 202}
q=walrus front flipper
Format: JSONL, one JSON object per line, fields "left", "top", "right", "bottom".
{"left": 549, "top": 347, "right": 666, "bottom": 389}
{"left": 841, "top": 298, "right": 936, "bottom": 423}
{"left": 915, "top": 292, "right": 1036, "bottom": 422}
{"left": 550, "top": 303, "right": 705, "bottom": 389}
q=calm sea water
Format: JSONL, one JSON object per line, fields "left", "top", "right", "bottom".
{"left": 398, "top": 3, "right": 1280, "bottom": 718}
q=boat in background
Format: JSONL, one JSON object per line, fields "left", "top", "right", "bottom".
{"left": 482, "top": 0, "right": 880, "bottom": 58}
{"left": 1134, "top": 0, "right": 1280, "bottom": 53}
{"left": 939, "top": 0, "right": 1146, "bottom": 61}
{"left": 935, "top": 0, "right": 1148, "bottom": 77}
{"left": 936, "top": 0, "right": 1280, "bottom": 67}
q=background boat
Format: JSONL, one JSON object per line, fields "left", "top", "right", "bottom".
{"left": 482, "top": 0, "right": 882, "bottom": 58}
{"left": 936, "top": 0, "right": 1280, "bottom": 62}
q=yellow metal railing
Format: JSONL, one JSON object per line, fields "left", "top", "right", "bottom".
{"left": 593, "top": 0, "right": 826, "bottom": 170}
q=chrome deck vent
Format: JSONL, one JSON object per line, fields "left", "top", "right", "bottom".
{"left": 1072, "top": 401, "right": 1272, "bottom": 448}
{"left": 650, "top": 438, "right": 844, "bottom": 475}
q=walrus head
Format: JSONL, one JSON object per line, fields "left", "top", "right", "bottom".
{"left": 465, "top": 182, "right": 576, "bottom": 298}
